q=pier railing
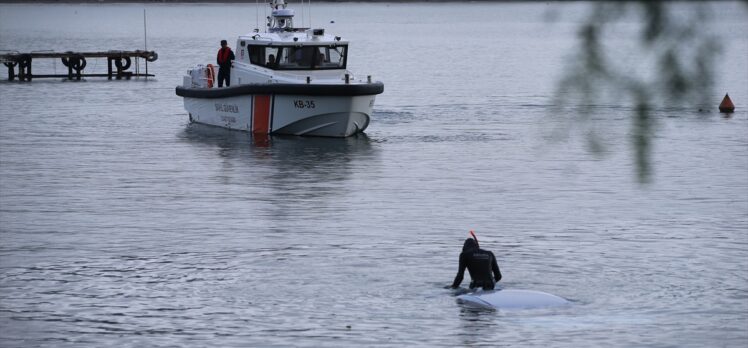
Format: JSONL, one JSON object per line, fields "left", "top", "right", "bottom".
{"left": 0, "top": 50, "right": 158, "bottom": 81}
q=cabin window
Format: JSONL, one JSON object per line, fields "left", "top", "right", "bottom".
{"left": 248, "top": 46, "right": 263, "bottom": 65}
{"left": 322, "top": 45, "right": 346, "bottom": 68}
{"left": 247, "top": 46, "right": 280, "bottom": 68}
{"left": 279, "top": 46, "right": 317, "bottom": 69}
{"left": 246, "top": 44, "right": 347, "bottom": 70}
{"left": 264, "top": 47, "right": 280, "bottom": 68}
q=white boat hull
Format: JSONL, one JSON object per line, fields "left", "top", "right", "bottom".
{"left": 176, "top": 0, "right": 384, "bottom": 138}
{"left": 183, "top": 94, "right": 374, "bottom": 137}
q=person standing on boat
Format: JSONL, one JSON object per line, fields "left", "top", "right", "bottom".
{"left": 216, "top": 39, "right": 235, "bottom": 87}
{"left": 450, "top": 237, "right": 502, "bottom": 290}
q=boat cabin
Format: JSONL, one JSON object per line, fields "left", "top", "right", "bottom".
{"left": 234, "top": 0, "right": 349, "bottom": 72}
{"left": 242, "top": 42, "right": 348, "bottom": 71}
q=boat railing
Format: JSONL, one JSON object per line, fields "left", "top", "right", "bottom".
{"left": 268, "top": 69, "right": 370, "bottom": 85}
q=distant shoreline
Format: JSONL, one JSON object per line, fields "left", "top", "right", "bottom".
{"left": 2, "top": 0, "right": 540, "bottom": 3}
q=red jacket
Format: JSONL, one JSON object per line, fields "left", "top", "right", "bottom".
{"left": 217, "top": 47, "right": 235, "bottom": 67}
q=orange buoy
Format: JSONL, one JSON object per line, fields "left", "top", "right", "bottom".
{"left": 719, "top": 93, "right": 735, "bottom": 113}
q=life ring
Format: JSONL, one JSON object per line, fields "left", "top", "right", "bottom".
{"left": 206, "top": 64, "right": 216, "bottom": 88}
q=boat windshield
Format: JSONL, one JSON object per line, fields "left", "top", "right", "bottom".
{"left": 248, "top": 45, "right": 347, "bottom": 70}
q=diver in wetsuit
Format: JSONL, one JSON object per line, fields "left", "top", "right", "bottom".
{"left": 451, "top": 238, "right": 502, "bottom": 290}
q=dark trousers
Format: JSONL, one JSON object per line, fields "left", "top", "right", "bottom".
{"left": 217, "top": 68, "right": 230, "bottom": 87}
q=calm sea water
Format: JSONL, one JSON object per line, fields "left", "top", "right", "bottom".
{"left": 1, "top": 2, "right": 747, "bottom": 347}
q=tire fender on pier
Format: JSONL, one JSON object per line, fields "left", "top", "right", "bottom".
{"left": 71, "top": 55, "right": 86, "bottom": 71}
{"left": 115, "top": 57, "right": 131, "bottom": 71}
{"left": 62, "top": 54, "right": 86, "bottom": 71}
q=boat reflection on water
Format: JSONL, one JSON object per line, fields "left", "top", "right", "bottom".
{"left": 180, "top": 122, "right": 375, "bottom": 154}
{"left": 178, "top": 123, "right": 379, "bottom": 198}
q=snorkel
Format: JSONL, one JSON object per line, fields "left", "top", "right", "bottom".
{"left": 469, "top": 230, "right": 479, "bottom": 248}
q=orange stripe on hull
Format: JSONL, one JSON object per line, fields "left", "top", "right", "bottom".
{"left": 253, "top": 95, "right": 272, "bottom": 134}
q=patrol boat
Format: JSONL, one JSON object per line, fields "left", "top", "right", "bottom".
{"left": 175, "top": 0, "right": 384, "bottom": 137}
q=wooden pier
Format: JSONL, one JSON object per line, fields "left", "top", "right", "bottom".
{"left": 0, "top": 50, "right": 158, "bottom": 81}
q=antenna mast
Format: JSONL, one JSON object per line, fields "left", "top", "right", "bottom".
{"left": 143, "top": 8, "right": 148, "bottom": 79}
